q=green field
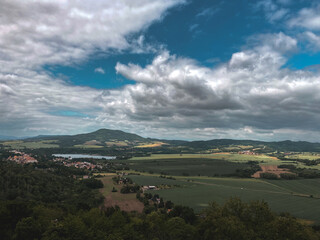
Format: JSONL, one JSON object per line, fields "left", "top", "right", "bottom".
{"left": 283, "top": 153, "right": 320, "bottom": 170}
{"left": 286, "top": 153, "right": 320, "bottom": 160}
{"left": 130, "top": 153, "right": 280, "bottom": 164}
{"left": 124, "top": 153, "right": 283, "bottom": 177}
{"left": 128, "top": 174, "right": 193, "bottom": 187}
{"left": 125, "top": 157, "right": 250, "bottom": 176}
{"left": 127, "top": 172, "right": 320, "bottom": 223}
{"left": 1, "top": 140, "right": 59, "bottom": 149}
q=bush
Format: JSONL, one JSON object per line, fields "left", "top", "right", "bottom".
{"left": 120, "top": 184, "right": 140, "bottom": 194}
{"left": 260, "top": 172, "right": 278, "bottom": 180}
{"left": 82, "top": 178, "right": 104, "bottom": 189}
{"left": 280, "top": 173, "right": 297, "bottom": 180}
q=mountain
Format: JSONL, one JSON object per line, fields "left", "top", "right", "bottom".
{"left": 27, "top": 129, "right": 152, "bottom": 148}
{"left": 0, "top": 135, "right": 31, "bottom": 141}
{"left": 183, "top": 139, "right": 320, "bottom": 152}
{"left": 0, "top": 136, "right": 17, "bottom": 141}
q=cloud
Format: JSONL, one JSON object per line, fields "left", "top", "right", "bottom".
{"left": 1, "top": 1, "right": 320, "bottom": 141}
{"left": 189, "top": 24, "right": 199, "bottom": 32}
{"left": 0, "top": 0, "right": 184, "bottom": 137}
{"left": 255, "top": 0, "right": 289, "bottom": 23}
{"left": 303, "top": 31, "right": 320, "bottom": 51}
{"left": 288, "top": 4, "right": 320, "bottom": 31}
{"left": 196, "top": 7, "right": 220, "bottom": 19}
{"left": 276, "top": 0, "right": 292, "bottom": 5}
{"left": 94, "top": 68, "right": 105, "bottom": 74}
{"left": 106, "top": 32, "right": 320, "bottom": 141}
{"left": 0, "top": 0, "right": 183, "bottom": 69}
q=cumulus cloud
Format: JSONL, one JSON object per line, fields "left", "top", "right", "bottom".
{"left": 0, "top": 0, "right": 183, "bottom": 136}
{"left": 1, "top": 0, "right": 320, "bottom": 141}
{"left": 0, "top": 0, "right": 183, "bottom": 69}
{"left": 94, "top": 68, "right": 105, "bottom": 74}
{"left": 286, "top": 4, "right": 320, "bottom": 53}
{"left": 104, "top": 32, "right": 320, "bottom": 141}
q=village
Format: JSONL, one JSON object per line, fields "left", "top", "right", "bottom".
{"left": 53, "top": 157, "right": 102, "bottom": 170}
{"left": 7, "top": 150, "right": 38, "bottom": 164}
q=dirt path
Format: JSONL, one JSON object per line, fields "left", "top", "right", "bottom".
{"left": 252, "top": 165, "right": 292, "bottom": 178}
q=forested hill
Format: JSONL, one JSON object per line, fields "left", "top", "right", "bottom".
{"left": 32, "top": 129, "right": 146, "bottom": 142}
{"left": 28, "top": 129, "right": 151, "bottom": 147}
{"left": 3, "top": 128, "right": 320, "bottom": 152}
{"left": 183, "top": 139, "right": 320, "bottom": 152}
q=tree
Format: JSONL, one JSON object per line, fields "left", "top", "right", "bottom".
{"left": 169, "top": 205, "right": 196, "bottom": 224}
{"left": 165, "top": 217, "right": 198, "bottom": 240}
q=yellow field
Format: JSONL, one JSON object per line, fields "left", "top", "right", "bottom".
{"left": 105, "top": 141, "right": 129, "bottom": 147}
{"left": 73, "top": 144, "right": 103, "bottom": 148}
{"left": 135, "top": 142, "right": 166, "bottom": 148}
{"left": 286, "top": 153, "right": 320, "bottom": 160}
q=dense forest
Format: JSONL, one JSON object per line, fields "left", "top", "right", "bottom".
{"left": 0, "top": 161, "right": 320, "bottom": 240}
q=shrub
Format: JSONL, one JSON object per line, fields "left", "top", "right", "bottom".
{"left": 260, "top": 172, "right": 278, "bottom": 180}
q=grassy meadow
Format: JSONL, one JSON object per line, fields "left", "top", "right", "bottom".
{"left": 122, "top": 152, "right": 320, "bottom": 223}
{"left": 286, "top": 153, "right": 320, "bottom": 160}
{"left": 1, "top": 140, "right": 59, "bottom": 149}
{"left": 123, "top": 153, "right": 283, "bottom": 177}
{"left": 128, "top": 172, "right": 320, "bottom": 223}
{"left": 99, "top": 174, "right": 144, "bottom": 212}
{"left": 125, "top": 157, "right": 250, "bottom": 176}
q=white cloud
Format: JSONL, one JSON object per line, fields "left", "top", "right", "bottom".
{"left": 255, "top": 0, "right": 289, "bottom": 23}
{"left": 288, "top": 4, "right": 320, "bottom": 31}
{"left": 196, "top": 7, "right": 220, "bottom": 18}
{"left": 189, "top": 24, "right": 199, "bottom": 32}
{"left": 105, "top": 33, "right": 320, "bottom": 141}
{"left": 303, "top": 31, "right": 320, "bottom": 51}
{"left": 94, "top": 67, "right": 105, "bottom": 74}
{"left": 0, "top": 0, "right": 184, "bottom": 136}
{"left": 0, "top": 0, "right": 183, "bottom": 69}
{"left": 1, "top": 1, "right": 320, "bottom": 141}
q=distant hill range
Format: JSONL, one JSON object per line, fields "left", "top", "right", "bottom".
{"left": 1, "top": 128, "right": 320, "bottom": 152}
{"left": 0, "top": 135, "right": 29, "bottom": 141}
{"left": 29, "top": 129, "right": 150, "bottom": 148}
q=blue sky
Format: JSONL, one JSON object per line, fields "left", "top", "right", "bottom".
{"left": 2, "top": 0, "right": 320, "bottom": 141}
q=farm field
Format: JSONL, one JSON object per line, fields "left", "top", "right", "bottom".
{"left": 283, "top": 153, "right": 320, "bottom": 170}
{"left": 130, "top": 153, "right": 281, "bottom": 164}
{"left": 286, "top": 153, "right": 320, "bottom": 160}
{"left": 128, "top": 174, "right": 194, "bottom": 187}
{"left": 123, "top": 153, "right": 284, "bottom": 177}
{"left": 125, "top": 157, "right": 251, "bottom": 176}
{"left": 1, "top": 140, "right": 59, "bottom": 149}
{"left": 127, "top": 172, "right": 320, "bottom": 223}
{"left": 99, "top": 174, "right": 144, "bottom": 213}
{"left": 73, "top": 144, "right": 104, "bottom": 148}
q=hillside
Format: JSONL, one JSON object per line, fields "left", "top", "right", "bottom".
{"left": 182, "top": 139, "right": 320, "bottom": 152}
{"left": 27, "top": 129, "right": 152, "bottom": 148}
{"left": 1, "top": 129, "right": 320, "bottom": 152}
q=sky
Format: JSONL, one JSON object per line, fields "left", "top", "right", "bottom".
{"left": 1, "top": 0, "right": 320, "bottom": 141}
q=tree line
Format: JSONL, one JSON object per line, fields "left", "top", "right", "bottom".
{"left": 0, "top": 160, "right": 320, "bottom": 239}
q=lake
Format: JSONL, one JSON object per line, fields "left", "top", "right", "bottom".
{"left": 52, "top": 154, "right": 116, "bottom": 160}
